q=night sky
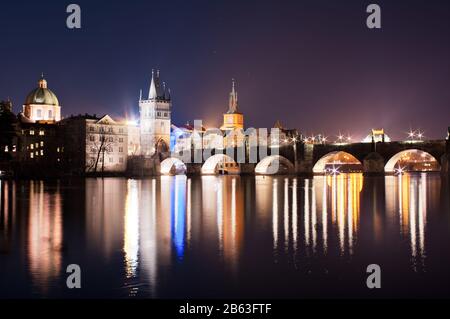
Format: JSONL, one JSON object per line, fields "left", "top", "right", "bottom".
{"left": 1, "top": 0, "right": 450, "bottom": 140}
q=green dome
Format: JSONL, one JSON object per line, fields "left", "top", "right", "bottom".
{"left": 25, "top": 76, "right": 60, "bottom": 106}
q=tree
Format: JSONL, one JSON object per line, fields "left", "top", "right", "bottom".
{"left": 86, "top": 132, "right": 113, "bottom": 174}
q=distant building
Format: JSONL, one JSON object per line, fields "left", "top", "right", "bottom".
{"left": 220, "top": 80, "right": 244, "bottom": 132}
{"left": 362, "top": 129, "right": 391, "bottom": 143}
{"left": 139, "top": 70, "right": 172, "bottom": 157}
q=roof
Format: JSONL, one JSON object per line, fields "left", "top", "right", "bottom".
{"left": 24, "top": 76, "right": 60, "bottom": 106}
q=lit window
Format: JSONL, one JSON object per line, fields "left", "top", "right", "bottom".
{"left": 30, "top": 130, "right": 35, "bottom": 135}
{"left": 35, "top": 143, "right": 38, "bottom": 148}
{"left": 57, "top": 147, "right": 60, "bottom": 153}
{"left": 40, "top": 150, "right": 44, "bottom": 156}
{"left": 30, "top": 153, "right": 34, "bottom": 159}
{"left": 40, "top": 141, "right": 44, "bottom": 147}
{"left": 35, "top": 151, "right": 38, "bottom": 156}
{"left": 12, "top": 145, "right": 16, "bottom": 152}
{"left": 39, "top": 130, "right": 45, "bottom": 136}
{"left": 4, "top": 146, "right": 8, "bottom": 152}
{"left": 30, "top": 144, "right": 34, "bottom": 150}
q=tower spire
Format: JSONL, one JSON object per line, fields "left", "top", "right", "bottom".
{"left": 228, "top": 78, "right": 238, "bottom": 113}
{"left": 148, "top": 69, "right": 157, "bottom": 99}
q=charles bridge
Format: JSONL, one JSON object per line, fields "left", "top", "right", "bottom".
{"left": 144, "top": 136, "right": 450, "bottom": 176}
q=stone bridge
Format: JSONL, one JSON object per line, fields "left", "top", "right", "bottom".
{"left": 153, "top": 139, "right": 450, "bottom": 176}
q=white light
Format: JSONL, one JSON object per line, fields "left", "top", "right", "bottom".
{"left": 394, "top": 166, "right": 405, "bottom": 175}
{"left": 127, "top": 120, "right": 138, "bottom": 126}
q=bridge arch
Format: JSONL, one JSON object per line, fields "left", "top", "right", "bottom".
{"left": 160, "top": 157, "right": 187, "bottom": 175}
{"left": 313, "top": 151, "right": 363, "bottom": 174}
{"left": 255, "top": 155, "right": 294, "bottom": 175}
{"left": 201, "top": 154, "right": 240, "bottom": 175}
{"left": 385, "top": 149, "right": 440, "bottom": 173}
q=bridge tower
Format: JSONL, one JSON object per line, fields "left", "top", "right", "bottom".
{"left": 139, "top": 70, "right": 172, "bottom": 157}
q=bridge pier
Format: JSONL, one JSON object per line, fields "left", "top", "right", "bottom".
{"left": 362, "top": 152, "right": 385, "bottom": 176}
{"left": 186, "top": 163, "right": 202, "bottom": 175}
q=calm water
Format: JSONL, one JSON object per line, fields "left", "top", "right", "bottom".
{"left": 1, "top": 174, "right": 450, "bottom": 299}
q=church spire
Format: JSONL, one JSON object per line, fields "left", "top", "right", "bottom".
{"left": 228, "top": 79, "right": 238, "bottom": 113}
{"left": 148, "top": 69, "right": 157, "bottom": 99}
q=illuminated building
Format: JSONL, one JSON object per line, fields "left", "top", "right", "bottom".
{"left": 362, "top": 128, "right": 391, "bottom": 143}
{"left": 220, "top": 80, "right": 244, "bottom": 132}
{"left": 22, "top": 74, "right": 61, "bottom": 123}
{"left": 139, "top": 70, "right": 172, "bottom": 156}
{"left": 60, "top": 114, "right": 135, "bottom": 174}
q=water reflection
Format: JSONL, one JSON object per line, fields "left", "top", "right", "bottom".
{"left": 124, "top": 180, "right": 139, "bottom": 278}
{"left": 27, "top": 181, "right": 63, "bottom": 293}
{"left": 0, "top": 174, "right": 446, "bottom": 298}
{"left": 385, "top": 173, "right": 435, "bottom": 271}
{"left": 266, "top": 174, "right": 362, "bottom": 259}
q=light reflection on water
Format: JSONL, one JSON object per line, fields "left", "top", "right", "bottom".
{"left": 0, "top": 173, "right": 448, "bottom": 298}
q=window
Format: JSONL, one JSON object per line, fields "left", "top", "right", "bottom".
{"left": 109, "top": 157, "right": 113, "bottom": 163}
{"left": 40, "top": 141, "right": 44, "bottom": 147}
{"left": 119, "top": 128, "right": 124, "bottom": 134}
{"left": 119, "top": 157, "right": 124, "bottom": 164}
{"left": 91, "top": 147, "right": 96, "bottom": 153}
{"left": 4, "top": 146, "right": 8, "bottom": 152}
{"left": 30, "top": 144, "right": 34, "bottom": 150}
{"left": 157, "top": 112, "right": 161, "bottom": 117}
{"left": 89, "top": 136, "right": 95, "bottom": 142}
{"left": 30, "top": 130, "right": 35, "bottom": 135}
{"left": 39, "top": 130, "right": 45, "bottom": 136}
{"left": 89, "top": 126, "right": 95, "bottom": 132}
{"left": 48, "top": 110, "right": 52, "bottom": 119}
{"left": 119, "top": 147, "right": 123, "bottom": 153}
{"left": 109, "top": 137, "right": 114, "bottom": 142}
{"left": 57, "top": 147, "right": 60, "bottom": 153}
{"left": 36, "top": 109, "right": 42, "bottom": 118}
{"left": 30, "top": 153, "right": 34, "bottom": 159}
{"left": 35, "top": 143, "right": 38, "bottom": 148}
{"left": 40, "top": 150, "right": 44, "bottom": 156}
{"left": 119, "top": 138, "right": 124, "bottom": 143}
{"left": 109, "top": 127, "right": 113, "bottom": 133}
{"left": 164, "top": 112, "right": 168, "bottom": 117}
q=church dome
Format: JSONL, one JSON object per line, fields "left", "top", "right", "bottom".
{"left": 24, "top": 75, "right": 59, "bottom": 106}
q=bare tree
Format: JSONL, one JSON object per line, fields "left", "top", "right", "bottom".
{"left": 86, "top": 132, "right": 113, "bottom": 174}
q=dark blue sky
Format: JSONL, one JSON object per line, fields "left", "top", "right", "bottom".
{"left": 1, "top": 0, "right": 450, "bottom": 140}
